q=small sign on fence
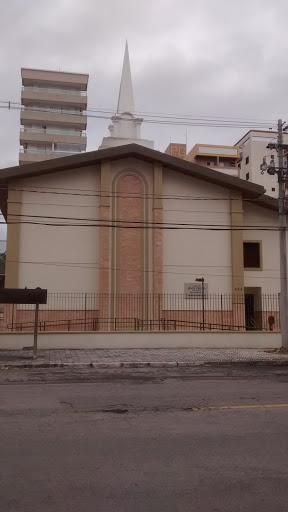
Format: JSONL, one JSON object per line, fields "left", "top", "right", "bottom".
{"left": 0, "top": 288, "right": 47, "bottom": 305}
{"left": 0, "top": 288, "right": 48, "bottom": 359}
{"left": 184, "top": 282, "right": 208, "bottom": 299}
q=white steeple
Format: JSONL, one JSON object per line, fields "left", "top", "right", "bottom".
{"left": 117, "top": 41, "right": 135, "bottom": 114}
{"left": 99, "top": 43, "right": 154, "bottom": 150}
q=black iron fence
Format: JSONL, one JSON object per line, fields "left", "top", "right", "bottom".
{"left": 0, "top": 293, "right": 280, "bottom": 332}
{"left": 0, "top": 292, "right": 280, "bottom": 333}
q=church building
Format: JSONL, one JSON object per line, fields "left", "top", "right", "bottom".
{"left": 0, "top": 45, "right": 282, "bottom": 331}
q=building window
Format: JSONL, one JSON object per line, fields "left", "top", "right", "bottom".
{"left": 272, "top": 187, "right": 275, "bottom": 192}
{"left": 230, "top": 162, "right": 235, "bottom": 167}
{"left": 245, "top": 156, "right": 249, "bottom": 165}
{"left": 243, "top": 242, "right": 261, "bottom": 269}
{"left": 246, "top": 172, "right": 249, "bottom": 181}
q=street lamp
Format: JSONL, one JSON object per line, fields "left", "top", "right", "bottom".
{"left": 196, "top": 277, "right": 205, "bottom": 331}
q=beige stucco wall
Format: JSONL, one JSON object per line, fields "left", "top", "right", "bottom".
{"left": 7, "top": 155, "right": 284, "bottom": 298}
{"left": 243, "top": 202, "right": 280, "bottom": 293}
{"left": 162, "top": 169, "right": 232, "bottom": 294}
{"left": 17, "top": 164, "right": 101, "bottom": 293}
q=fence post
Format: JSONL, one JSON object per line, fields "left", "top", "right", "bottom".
{"left": 202, "top": 286, "right": 205, "bottom": 331}
{"left": 11, "top": 304, "right": 15, "bottom": 332}
{"left": 33, "top": 303, "right": 39, "bottom": 359}
{"left": 84, "top": 293, "right": 87, "bottom": 332}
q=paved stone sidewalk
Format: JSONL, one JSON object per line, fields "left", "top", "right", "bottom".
{"left": 0, "top": 348, "right": 288, "bottom": 369}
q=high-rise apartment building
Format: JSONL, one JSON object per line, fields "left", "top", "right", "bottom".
{"left": 236, "top": 130, "right": 288, "bottom": 198}
{"left": 19, "top": 68, "right": 89, "bottom": 165}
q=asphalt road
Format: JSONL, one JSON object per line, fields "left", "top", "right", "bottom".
{"left": 1, "top": 365, "right": 288, "bottom": 512}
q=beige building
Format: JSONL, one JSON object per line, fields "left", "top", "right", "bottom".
{"left": 164, "top": 143, "right": 187, "bottom": 159}
{"left": 19, "top": 68, "right": 89, "bottom": 165}
{"left": 185, "top": 144, "right": 240, "bottom": 177}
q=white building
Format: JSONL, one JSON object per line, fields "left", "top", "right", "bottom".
{"left": 236, "top": 130, "right": 288, "bottom": 198}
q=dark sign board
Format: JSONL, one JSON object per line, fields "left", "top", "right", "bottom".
{"left": 0, "top": 288, "right": 48, "bottom": 305}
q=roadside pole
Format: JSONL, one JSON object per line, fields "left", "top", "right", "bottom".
{"left": 277, "top": 120, "right": 288, "bottom": 349}
{"left": 261, "top": 119, "right": 288, "bottom": 349}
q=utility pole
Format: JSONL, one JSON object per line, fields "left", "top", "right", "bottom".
{"left": 277, "top": 120, "right": 288, "bottom": 349}
{"left": 261, "top": 119, "right": 288, "bottom": 349}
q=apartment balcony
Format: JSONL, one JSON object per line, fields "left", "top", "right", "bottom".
{"left": 194, "top": 157, "right": 239, "bottom": 177}
{"left": 21, "top": 68, "right": 89, "bottom": 90}
{"left": 19, "top": 148, "right": 84, "bottom": 165}
{"left": 21, "top": 87, "right": 87, "bottom": 109}
{"left": 20, "top": 108, "right": 87, "bottom": 130}
{"left": 195, "top": 145, "right": 240, "bottom": 159}
{"left": 20, "top": 127, "right": 87, "bottom": 148}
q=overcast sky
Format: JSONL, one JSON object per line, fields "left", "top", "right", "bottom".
{"left": 1, "top": 0, "right": 287, "bottom": 173}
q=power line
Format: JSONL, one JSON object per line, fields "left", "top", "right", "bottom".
{"left": 7, "top": 258, "right": 281, "bottom": 280}
{"left": 0, "top": 102, "right": 278, "bottom": 129}
{"left": 1, "top": 220, "right": 283, "bottom": 231}
{"left": 6, "top": 200, "right": 238, "bottom": 214}
{"left": 0, "top": 99, "right": 277, "bottom": 124}
{"left": 7, "top": 212, "right": 280, "bottom": 230}
{"left": 4, "top": 186, "right": 277, "bottom": 205}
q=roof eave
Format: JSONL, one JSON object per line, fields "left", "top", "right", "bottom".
{"left": 0, "top": 143, "right": 265, "bottom": 200}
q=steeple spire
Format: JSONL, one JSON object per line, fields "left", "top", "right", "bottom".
{"left": 98, "top": 42, "right": 154, "bottom": 150}
{"left": 117, "top": 41, "right": 135, "bottom": 114}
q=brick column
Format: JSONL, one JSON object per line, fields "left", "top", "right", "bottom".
{"left": 5, "top": 189, "right": 22, "bottom": 288}
{"left": 153, "top": 208, "right": 163, "bottom": 295}
{"left": 230, "top": 192, "right": 245, "bottom": 329}
{"left": 153, "top": 163, "right": 163, "bottom": 328}
{"left": 99, "top": 161, "right": 111, "bottom": 329}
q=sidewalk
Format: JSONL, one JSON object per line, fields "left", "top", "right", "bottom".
{"left": 1, "top": 348, "right": 288, "bottom": 369}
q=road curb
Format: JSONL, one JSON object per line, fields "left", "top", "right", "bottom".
{"left": 1, "top": 359, "right": 288, "bottom": 370}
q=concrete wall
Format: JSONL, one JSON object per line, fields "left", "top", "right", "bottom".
{"left": 0, "top": 331, "right": 281, "bottom": 350}
{"left": 162, "top": 169, "right": 232, "bottom": 294}
{"left": 17, "top": 165, "right": 100, "bottom": 293}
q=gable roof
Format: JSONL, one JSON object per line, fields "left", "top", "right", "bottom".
{"left": 0, "top": 143, "right": 264, "bottom": 195}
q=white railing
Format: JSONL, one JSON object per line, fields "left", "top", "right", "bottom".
{"left": 22, "top": 86, "right": 87, "bottom": 96}
{"left": 19, "top": 148, "right": 83, "bottom": 156}
{"left": 20, "top": 127, "right": 86, "bottom": 137}
{"left": 22, "top": 106, "right": 84, "bottom": 115}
